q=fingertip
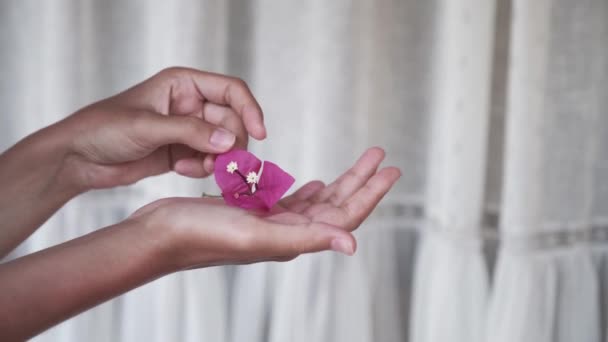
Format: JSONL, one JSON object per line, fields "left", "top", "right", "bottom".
{"left": 174, "top": 159, "right": 191, "bottom": 175}
{"left": 203, "top": 154, "right": 216, "bottom": 174}
{"left": 174, "top": 159, "right": 209, "bottom": 178}
{"left": 329, "top": 233, "right": 357, "bottom": 256}
{"left": 330, "top": 239, "right": 354, "bottom": 256}
{"left": 309, "top": 223, "right": 357, "bottom": 255}
{"left": 383, "top": 166, "right": 402, "bottom": 179}
{"left": 301, "top": 180, "right": 326, "bottom": 192}
{"left": 243, "top": 105, "right": 267, "bottom": 140}
{"left": 367, "top": 146, "right": 386, "bottom": 159}
{"left": 249, "top": 123, "right": 267, "bottom": 140}
{"left": 354, "top": 147, "right": 385, "bottom": 171}
{"left": 307, "top": 180, "right": 326, "bottom": 187}
{"left": 256, "top": 126, "right": 267, "bottom": 140}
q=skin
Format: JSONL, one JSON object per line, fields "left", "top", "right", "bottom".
{"left": 0, "top": 67, "right": 401, "bottom": 340}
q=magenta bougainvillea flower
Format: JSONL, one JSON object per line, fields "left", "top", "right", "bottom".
{"left": 214, "top": 150, "right": 295, "bottom": 210}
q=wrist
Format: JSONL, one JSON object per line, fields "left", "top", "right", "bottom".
{"left": 0, "top": 120, "right": 85, "bottom": 255}
{"left": 0, "top": 120, "right": 84, "bottom": 201}
{"left": 120, "top": 215, "right": 180, "bottom": 275}
{"left": 35, "top": 120, "right": 90, "bottom": 197}
{"left": 130, "top": 201, "right": 214, "bottom": 272}
{"left": 127, "top": 203, "right": 191, "bottom": 273}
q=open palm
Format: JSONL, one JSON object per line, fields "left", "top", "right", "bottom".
{"left": 135, "top": 147, "right": 400, "bottom": 268}
{"left": 272, "top": 147, "right": 399, "bottom": 232}
{"left": 243, "top": 147, "right": 400, "bottom": 258}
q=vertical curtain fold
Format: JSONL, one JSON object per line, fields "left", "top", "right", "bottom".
{"left": 487, "top": 1, "right": 607, "bottom": 342}
{"left": 410, "top": 1, "right": 496, "bottom": 342}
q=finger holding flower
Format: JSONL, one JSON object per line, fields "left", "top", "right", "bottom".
{"left": 59, "top": 67, "right": 266, "bottom": 191}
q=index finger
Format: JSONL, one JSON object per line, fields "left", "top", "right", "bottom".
{"left": 341, "top": 167, "right": 401, "bottom": 231}
{"left": 190, "top": 70, "right": 266, "bottom": 140}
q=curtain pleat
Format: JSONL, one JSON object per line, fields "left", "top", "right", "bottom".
{"left": 486, "top": 1, "right": 608, "bottom": 341}
{"left": 410, "top": 1, "right": 495, "bottom": 341}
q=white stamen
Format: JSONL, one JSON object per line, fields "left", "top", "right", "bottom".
{"left": 246, "top": 171, "right": 258, "bottom": 184}
{"left": 226, "top": 161, "right": 238, "bottom": 174}
{"left": 257, "top": 161, "right": 264, "bottom": 181}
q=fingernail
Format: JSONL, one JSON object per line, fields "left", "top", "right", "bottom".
{"left": 174, "top": 160, "right": 192, "bottom": 175}
{"left": 203, "top": 156, "right": 215, "bottom": 174}
{"left": 210, "top": 128, "right": 236, "bottom": 149}
{"left": 330, "top": 239, "right": 354, "bottom": 256}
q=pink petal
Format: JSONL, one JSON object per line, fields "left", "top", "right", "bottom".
{"left": 214, "top": 150, "right": 295, "bottom": 210}
{"left": 214, "top": 149, "right": 261, "bottom": 194}
{"left": 255, "top": 161, "right": 295, "bottom": 209}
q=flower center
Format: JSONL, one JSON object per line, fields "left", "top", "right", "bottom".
{"left": 226, "top": 160, "right": 264, "bottom": 196}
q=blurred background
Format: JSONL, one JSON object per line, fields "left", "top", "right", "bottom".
{"left": 0, "top": 0, "right": 607, "bottom": 341}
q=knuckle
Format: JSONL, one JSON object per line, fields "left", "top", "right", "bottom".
{"left": 131, "top": 197, "right": 174, "bottom": 220}
{"left": 223, "top": 78, "right": 249, "bottom": 104}
{"left": 363, "top": 182, "right": 378, "bottom": 197}
{"left": 231, "top": 77, "right": 249, "bottom": 90}
{"left": 345, "top": 168, "right": 360, "bottom": 180}
{"left": 342, "top": 201, "right": 358, "bottom": 219}
{"left": 309, "top": 190, "right": 324, "bottom": 203}
{"left": 128, "top": 111, "right": 155, "bottom": 147}
{"left": 329, "top": 192, "right": 342, "bottom": 206}
{"left": 342, "top": 201, "right": 365, "bottom": 231}
{"left": 155, "top": 67, "right": 189, "bottom": 87}
{"left": 181, "top": 116, "right": 209, "bottom": 136}
{"left": 312, "top": 187, "right": 332, "bottom": 203}
{"left": 158, "top": 66, "right": 186, "bottom": 78}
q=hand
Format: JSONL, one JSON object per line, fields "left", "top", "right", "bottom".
{"left": 130, "top": 147, "right": 400, "bottom": 268}
{"left": 58, "top": 67, "right": 266, "bottom": 190}
{"left": 0, "top": 147, "right": 399, "bottom": 339}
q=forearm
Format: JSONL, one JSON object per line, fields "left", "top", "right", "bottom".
{"left": 0, "top": 121, "right": 83, "bottom": 257}
{"left": 0, "top": 218, "right": 175, "bottom": 340}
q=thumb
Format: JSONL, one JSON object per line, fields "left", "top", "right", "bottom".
{"left": 252, "top": 219, "right": 358, "bottom": 257}
{"left": 132, "top": 112, "right": 236, "bottom": 153}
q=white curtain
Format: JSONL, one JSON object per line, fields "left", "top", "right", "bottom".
{"left": 0, "top": 1, "right": 606, "bottom": 341}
